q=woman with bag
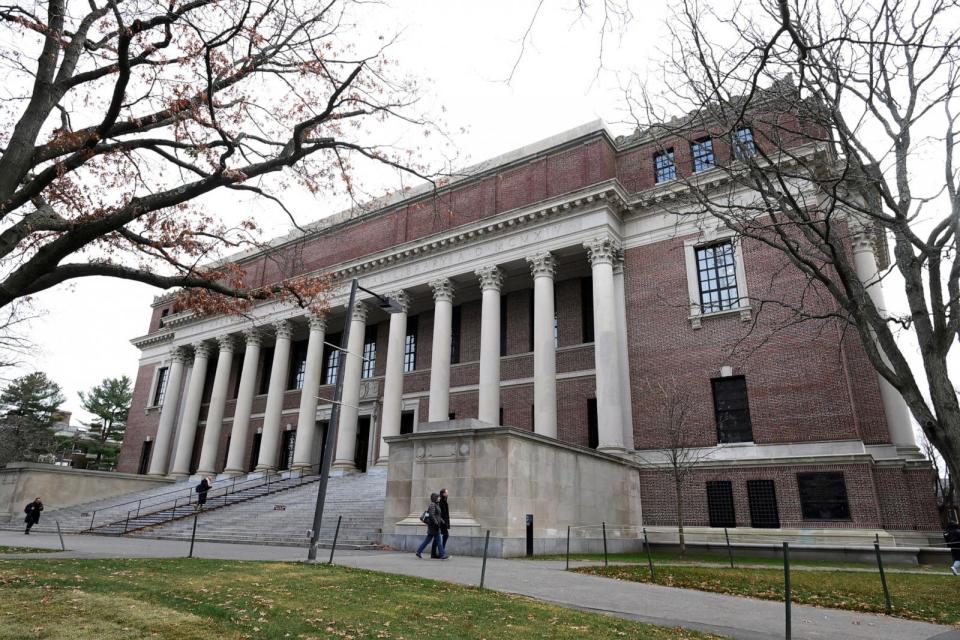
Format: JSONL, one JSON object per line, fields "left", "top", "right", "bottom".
{"left": 415, "top": 493, "right": 448, "bottom": 559}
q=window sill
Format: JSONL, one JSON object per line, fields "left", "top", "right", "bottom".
{"left": 689, "top": 306, "right": 752, "bottom": 329}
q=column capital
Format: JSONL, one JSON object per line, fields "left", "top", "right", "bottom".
{"left": 612, "top": 246, "right": 626, "bottom": 275}
{"left": 217, "top": 334, "right": 236, "bottom": 353}
{"left": 475, "top": 265, "right": 504, "bottom": 291}
{"left": 852, "top": 230, "right": 875, "bottom": 255}
{"left": 170, "top": 346, "right": 190, "bottom": 363}
{"left": 243, "top": 328, "right": 262, "bottom": 347}
{"left": 430, "top": 278, "right": 455, "bottom": 303}
{"left": 386, "top": 290, "right": 410, "bottom": 313}
{"left": 584, "top": 236, "right": 622, "bottom": 267}
{"left": 526, "top": 251, "right": 556, "bottom": 279}
{"left": 191, "top": 341, "right": 212, "bottom": 359}
{"left": 308, "top": 313, "right": 327, "bottom": 332}
{"left": 351, "top": 300, "right": 370, "bottom": 323}
{"left": 273, "top": 319, "right": 293, "bottom": 340}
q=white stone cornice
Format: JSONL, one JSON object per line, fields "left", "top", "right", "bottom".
{"left": 308, "top": 313, "right": 327, "bottom": 332}
{"left": 584, "top": 236, "right": 622, "bottom": 267}
{"left": 386, "top": 290, "right": 410, "bottom": 313}
{"left": 526, "top": 252, "right": 556, "bottom": 279}
{"left": 475, "top": 266, "right": 504, "bottom": 291}
{"left": 273, "top": 319, "right": 293, "bottom": 340}
{"left": 351, "top": 300, "right": 370, "bottom": 323}
{"left": 131, "top": 331, "right": 174, "bottom": 349}
{"left": 430, "top": 278, "right": 455, "bottom": 303}
{"left": 217, "top": 335, "right": 236, "bottom": 352}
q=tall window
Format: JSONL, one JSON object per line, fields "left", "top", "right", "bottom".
{"left": 691, "top": 137, "right": 715, "bottom": 172}
{"left": 322, "top": 333, "right": 341, "bottom": 386}
{"left": 361, "top": 326, "right": 377, "bottom": 379}
{"left": 747, "top": 480, "right": 780, "bottom": 528}
{"left": 587, "top": 398, "right": 599, "bottom": 449}
{"left": 712, "top": 376, "right": 753, "bottom": 443}
{"left": 696, "top": 241, "right": 740, "bottom": 313}
{"left": 404, "top": 316, "right": 418, "bottom": 372}
{"left": 258, "top": 347, "right": 274, "bottom": 395}
{"left": 581, "top": 277, "right": 594, "bottom": 342}
{"left": 553, "top": 312, "right": 559, "bottom": 348}
{"left": 732, "top": 127, "right": 756, "bottom": 159}
{"left": 500, "top": 294, "right": 508, "bottom": 356}
{"left": 450, "top": 305, "right": 462, "bottom": 365}
{"left": 152, "top": 367, "right": 169, "bottom": 406}
{"left": 797, "top": 473, "right": 851, "bottom": 520}
{"left": 654, "top": 149, "right": 676, "bottom": 183}
{"left": 706, "top": 481, "right": 736, "bottom": 528}
{"left": 232, "top": 354, "right": 245, "bottom": 398}
{"left": 288, "top": 341, "right": 308, "bottom": 390}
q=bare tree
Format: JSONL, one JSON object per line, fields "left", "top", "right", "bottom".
{"left": 0, "top": 0, "right": 443, "bottom": 317}
{"left": 637, "top": 379, "right": 715, "bottom": 558}
{"left": 616, "top": 0, "right": 960, "bottom": 484}
{"left": 920, "top": 430, "right": 956, "bottom": 524}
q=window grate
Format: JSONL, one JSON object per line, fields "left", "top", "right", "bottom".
{"left": 691, "top": 138, "right": 715, "bottom": 172}
{"left": 798, "top": 473, "right": 851, "bottom": 520}
{"left": 747, "top": 479, "right": 780, "bottom": 528}
{"left": 696, "top": 241, "right": 740, "bottom": 313}
{"left": 707, "top": 481, "right": 736, "bottom": 528}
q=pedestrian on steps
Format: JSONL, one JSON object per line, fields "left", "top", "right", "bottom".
{"left": 195, "top": 476, "right": 211, "bottom": 510}
{"left": 416, "top": 493, "right": 448, "bottom": 559}
{"left": 431, "top": 488, "right": 451, "bottom": 558}
{"left": 23, "top": 497, "right": 43, "bottom": 535}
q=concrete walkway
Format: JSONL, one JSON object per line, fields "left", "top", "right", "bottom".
{"left": 1, "top": 531, "right": 958, "bottom": 640}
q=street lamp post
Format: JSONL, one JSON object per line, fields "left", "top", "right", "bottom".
{"left": 307, "top": 278, "right": 401, "bottom": 561}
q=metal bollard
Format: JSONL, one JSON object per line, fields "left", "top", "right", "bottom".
{"left": 874, "top": 541, "right": 892, "bottom": 614}
{"left": 188, "top": 512, "right": 199, "bottom": 558}
{"left": 783, "top": 542, "right": 791, "bottom": 640}
{"left": 328, "top": 515, "right": 342, "bottom": 565}
{"left": 724, "top": 527, "right": 735, "bottom": 568}
{"left": 643, "top": 527, "right": 656, "bottom": 582}
{"left": 480, "top": 530, "right": 491, "bottom": 589}
{"left": 602, "top": 521, "right": 608, "bottom": 567}
{"left": 565, "top": 525, "right": 571, "bottom": 571}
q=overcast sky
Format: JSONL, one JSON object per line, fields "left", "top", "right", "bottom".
{"left": 9, "top": 1, "right": 956, "bottom": 431}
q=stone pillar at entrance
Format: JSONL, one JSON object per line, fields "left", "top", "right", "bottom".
{"left": 851, "top": 230, "right": 916, "bottom": 449}
{"left": 257, "top": 320, "right": 294, "bottom": 471}
{"left": 428, "top": 278, "right": 455, "bottom": 421}
{"left": 378, "top": 291, "right": 409, "bottom": 464}
{"left": 196, "top": 335, "right": 235, "bottom": 476}
{"left": 169, "top": 342, "right": 211, "bottom": 477}
{"left": 476, "top": 266, "right": 504, "bottom": 425}
{"left": 612, "top": 252, "right": 635, "bottom": 450}
{"left": 333, "top": 301, "right": 369, "bottom": 471}
{"left": 148, "top": 347, "right": 188, "bottom": 476}
{"left": 585, "top": 236, "right": 625, "bottom": 451}
{"left": 223, "top": 329, "right": 261, "bottom": 475}
{"left": 527, "top": 252, "right": 557, "bottom": 438}
{"left": 292, "top": 314, "right": 326, "bottom": 471}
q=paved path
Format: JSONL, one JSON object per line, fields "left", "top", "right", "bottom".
{"left": 1, "top": 531, "right": 957, "bottom": 640}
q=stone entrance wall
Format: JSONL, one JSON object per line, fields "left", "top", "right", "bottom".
{"left": 381, "top": 419, "right": 643, "bottom": 557}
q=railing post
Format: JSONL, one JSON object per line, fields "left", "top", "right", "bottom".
{"left": 874, "top": 541, "right": 892, "bottom": 614}
{"left": 643, "top": 527, "right": 656, "bottom": 582}
{"left": 566, "top": 525, "right": 571, "bottom": 571}
{"left": 123, "top": 510, "right": 131, "bottom": 535}
{"left": 480, "top": 530, "right": 491, "bottom": 588}
{"left": 88, "top": 510, "right": 96, "bottom": 531}
{"left": 188, "top": 512, "right": 199, "bottom": 558}
{"left": 724, "top": 527, "right": 735, "bottom": 568}
{"left": 783, "top": 542, "right": 791, "bottom": 640}
{"left": 602, "top": 521, "right": 608, "bottom": 567}
{"left": 55, "top": 520, "right": 66, "bottom": 551}
{"left": 328, "top": 515, "right": 342, "bottom": 565}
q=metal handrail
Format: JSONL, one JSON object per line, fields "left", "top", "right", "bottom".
{"left": 97, "top": 466, "right": 321, "bottom": 535}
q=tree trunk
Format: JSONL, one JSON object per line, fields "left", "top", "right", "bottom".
{"left": 676, "top": 478, "right": 686, "bottom": 560}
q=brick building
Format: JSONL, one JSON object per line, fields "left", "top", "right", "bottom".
{"left": 117, "top": 116, "right": 940, "bottom": 540}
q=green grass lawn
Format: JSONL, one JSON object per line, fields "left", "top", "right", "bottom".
{"left": 0, "top": 546, "right": 60, "bottom": 554}
{"left": 575, "top": 564, "right": 959, "bottom": 626}
{"left": 0, "top": 558, "right": 724, "bottom": 639}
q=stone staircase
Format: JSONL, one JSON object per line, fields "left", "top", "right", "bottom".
{"left": 129, "top": 471, "right": 387, "bottom": 549}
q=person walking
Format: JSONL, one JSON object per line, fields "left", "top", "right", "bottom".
{"left": 431, "top": 488, "right": 451, "bottom": 558}
{"left": 415, "top": 493, "right": 448, "bottom": 559}
{"left": 195, "top": 476, "right": 212, "bottom": 509}
{"left": 945, "top": 521, "right": 960, "bottom": 575}
{"left": 23, "top": 497, "right": 43, "bottom": 535}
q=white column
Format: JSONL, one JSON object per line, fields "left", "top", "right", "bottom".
{"left": 613, "top": 253, "right": 635, "bottom": 450}
{"left": 223, "top": 329, "right": 261, "bottom": 475}
{"left": 585, "top": 236, "right": 625, "bottom": 451}
{"left": 148, "top": 347, "right": 188, "bottom": 476}
{"left": 169, "top": 342, "right": 211, "bottom": 477}
{"left": 527, "top": 252, "right": 557, "bottom": 438}
{"left": 852, "top": 231, "right": 916, "bottom": 448}
{"left": 333, "top": 301, "right": 369, "bottom": 471}
{"left": 292, "top": 315, "right": 326, "bottom": 471}
{"left": 378, "top": 291, "right": 410, "bottom": 464}
{"left": 428, "top": 278, "right": 455, "bottom": 421}
{"left": 257, "top": 320, "right": 294, "bottom": 471}
{"left": 196, "top": 335, "right": 235, "bottom": 476}
{"left": 476, "top": 266, "right": 504, "bottom": 425}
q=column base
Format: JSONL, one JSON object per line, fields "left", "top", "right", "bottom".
{"left": 331, "top": 459, "right": 357, "bottom": 474}
{"left": 167, "top": 472, "right": 190, "bottom": 480}
{"left": 290, "top": 463, "right": 317, "bottom": 474}
{"left": 596, "top": 445, "right": 627, "bottom": 455}
{"left": 194, "top": 468, "right": 216, "bottom": 478}
{"left": 220, "top": 467, "right": 248, "bottom": 477}
{"left": 254, "top": 464, "right": 277, "bottom": 474}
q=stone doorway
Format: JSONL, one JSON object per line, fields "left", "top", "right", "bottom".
{"left": 279, "top": 430, "right": 296, "bottom": 470}
{"left": 355, "top": 416, "right": 371, "bottom": 472}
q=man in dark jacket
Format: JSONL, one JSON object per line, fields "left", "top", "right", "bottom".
{"left": 431, "top": 488, "right": 451, "bottom": 558}
{"left": 945, "top": 521, "right": 960, "bottom": 575}
{"left": 23, "top": 497, "right": 43, "bottom": 535}
{"left": 195, "top": 477, "right": 211, "bottom": 510}
{"left": 415, "top": 493, "right": 448, "bottom": 559}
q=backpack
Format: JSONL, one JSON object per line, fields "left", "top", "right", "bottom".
{"left": 419, "top": 509, "right": 432, "bottom": 525}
